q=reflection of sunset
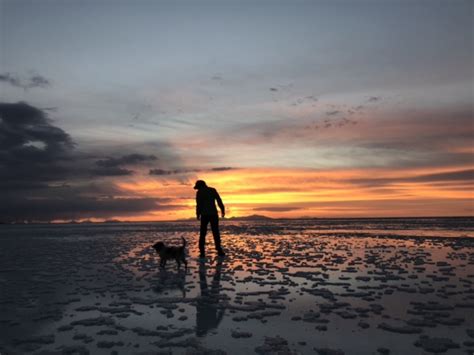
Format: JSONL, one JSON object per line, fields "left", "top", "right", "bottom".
{"left": 110, "top": 166, "right": 473, "bottom": 221}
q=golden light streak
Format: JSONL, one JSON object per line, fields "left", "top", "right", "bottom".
{"left": 105, "top": 166, "right": 474, "bottom": 221}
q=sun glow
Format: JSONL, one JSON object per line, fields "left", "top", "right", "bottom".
{"left": 107, "top": 166, "right": 474, "bottom": 221}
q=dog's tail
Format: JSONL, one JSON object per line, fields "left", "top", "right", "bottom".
{"left": 181, "top": 236, "right": 186, "bottom": 248}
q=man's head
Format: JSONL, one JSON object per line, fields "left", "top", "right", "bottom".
{"left": 193, "top": 180, "right": 207, "bottom": 190}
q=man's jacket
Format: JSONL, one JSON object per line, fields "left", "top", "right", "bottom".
{"left": 196, "top": 187, "right": 225, "bottom": 216}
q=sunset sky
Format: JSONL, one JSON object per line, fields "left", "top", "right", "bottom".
{"left": 0, "top": 0, "right": 472, "bottom": 222}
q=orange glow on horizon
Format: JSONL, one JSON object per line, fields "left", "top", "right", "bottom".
{"left": 93, "top": 166, "right": 474, "bottom": 222}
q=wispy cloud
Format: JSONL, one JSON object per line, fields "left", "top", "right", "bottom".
{"left": 347, "top": 169, "right": 474, "bottom": 187}
{"left": 95, "top": 154, "right": 157, "bottom": 168}
{"left": 175, "top": 103, "right": 472, "bottom": 170}
{"left": 0, "top": 72, "right": 51, "bottom": 90}
{"left": 149, "top": 167, "right": 235, "bottom": 176}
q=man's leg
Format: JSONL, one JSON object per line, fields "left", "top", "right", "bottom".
{"left": 209, "top": 215, "right": 223, "bottom": 254}
{"left": 199, "top": 215, "right": 209, "bottom": 257}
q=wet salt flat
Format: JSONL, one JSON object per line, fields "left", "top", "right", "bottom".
{"left": 1, "top": 218, "right": 473, "bottom": 355}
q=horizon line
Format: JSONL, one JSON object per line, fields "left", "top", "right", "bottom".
{"left": 2, "top": 214, "right": 473, "bottom": 225}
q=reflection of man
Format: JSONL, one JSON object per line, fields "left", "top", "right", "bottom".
{"left": 196, "top": 260, "right": 225, "bottom": 337}
{"left": 194, "top": 180, "right": 226, "bottom": 258}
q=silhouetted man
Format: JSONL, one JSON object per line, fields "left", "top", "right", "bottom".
{"left": 194, "top": 180, "right": 225, "bottom": 258}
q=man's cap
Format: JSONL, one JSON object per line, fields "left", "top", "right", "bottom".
{"left": 193, "top": 180, "right": 207, "bottom": 189}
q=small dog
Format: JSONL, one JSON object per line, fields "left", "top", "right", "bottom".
{"left": 153, "top": 237, "right": 187, "bottom": 269}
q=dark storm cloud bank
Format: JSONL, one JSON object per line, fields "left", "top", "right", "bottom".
{"left": 0, "top": 196, "right": 182, "bottom": 222}
{"left": 0, "top": 102, "right": 74, "bottom": 186}
{"left": 0, "top": 102, "right": 180, "bottom": 222}
{"left": 0, "top": 72, "right": 51, "bottom": 90}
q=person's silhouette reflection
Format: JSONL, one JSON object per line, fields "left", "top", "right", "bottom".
{"left": 195, "top": 259, "right": 225, "bottom": 337}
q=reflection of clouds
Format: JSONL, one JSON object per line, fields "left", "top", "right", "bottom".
{"left": 196, "top": 260, "right": 225, "bottom": 337}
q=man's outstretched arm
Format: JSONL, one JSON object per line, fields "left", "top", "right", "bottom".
{"left": 215, "top": 190, "right": 225, "bottom": 218}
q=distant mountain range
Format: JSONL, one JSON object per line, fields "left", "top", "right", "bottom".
{"left": 175, "top": 214, "right": 273, "bottom": 222}
{"left": 225, "top": 214, "right": 273, "bottom": 221}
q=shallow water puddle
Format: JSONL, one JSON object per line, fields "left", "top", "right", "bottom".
{"left": 0, "top": 221, "right": 473, "bottom": 354}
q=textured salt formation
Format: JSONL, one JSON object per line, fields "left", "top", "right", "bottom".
{"left": 377, "top": 322, "right": 422, "bottom": 334}
{"left": 314, "top": 348, "right": 345, "bottom": 355}
{"left": 0, "top": 220, "right": 473, "bottom": 354}
{"left": 255, "top": 336, "right": 294, "bottom": 354}
{"left": 414, "top": 335, "right": 460, "bottom": 353}
{"left": 231, "top": 329, "right": 253, "bottom": 338}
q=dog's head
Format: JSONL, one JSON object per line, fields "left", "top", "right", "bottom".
{"left": 153, "top": 241, "right": 165, "bottom": 252}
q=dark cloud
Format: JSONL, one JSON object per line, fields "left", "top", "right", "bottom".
{"left": 150, "top": 168, "right": 197, "bottom": 176}
{"left": 0, "top": 102, "right": 71, "bottom": 148}
{"left": 95, "top": 153, "right": 157, "bottom": 168}
{"left": 289, "top": 95, "right": 318, "bottom": 107}
{"left": 29, "top": 75, "right": 51, "bottom": 88}
{"left": 149, "top": 166, "right": 235, "bottom": 175}
{"left": 347, "top": 169, "right": 474, "bottom": 187}
{"left": 0, "top": 196, "right": 181, "bottom": 222}
{"left": 43, "top": 107, "right": 58, "bottom": 112}
{"left": 408, "top": 169, "right": 474, "bottom": 183}
{"left": 0, "top": 73, "right": 21, "bottom": 87}
{"left": 149, "top": 169, "right": 172, "bottom": 175}
{"left": 0, "top": 102, "right": 183, "bottom": 222}
{"left": 91, "top": 167, "right": 134, "bottom": 176}
{"left": 90, "top": 153, "right": 158, "bottom": 176}
{"left": 211, "top": 167, "right": 234, "bottom": 171}
{"left": 0, "top": 102, "right": 74, "bottom": 186}
{"left": 0, "top": 73, "right": 51, "bottom": 89}
{"left": 367, "top": 96, "right": 381, "bottom": 102}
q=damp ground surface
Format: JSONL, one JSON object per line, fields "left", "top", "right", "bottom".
{"left": 1, "top": 217, "right": 473, "bottom": 354}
